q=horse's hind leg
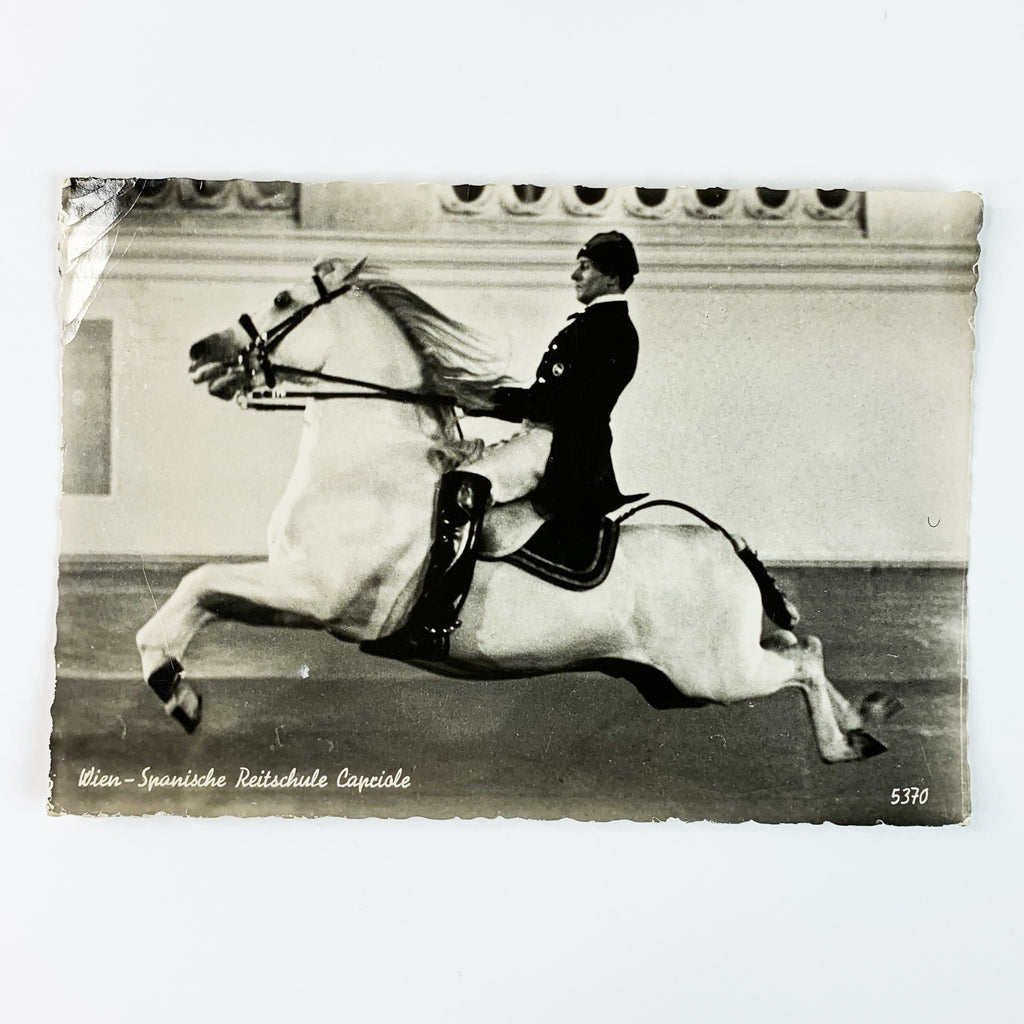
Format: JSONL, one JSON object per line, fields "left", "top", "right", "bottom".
{"left": 746, "top": 637, "right": 886, "bottom": 763}
{"left": 798, "top": 638, "right": 887, "bottom": 762}
{"left": 762, "top": 631, "right": 899, "bottom": 734}
{"left": 135, "top": 560, "right": 329, "bottom": 732}
{"left": 805, "top": 649, "right": 902, "bottom": 733}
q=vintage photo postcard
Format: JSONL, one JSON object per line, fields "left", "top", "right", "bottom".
{"left": 51, "top": 179, "right": 977, "bottom": 823}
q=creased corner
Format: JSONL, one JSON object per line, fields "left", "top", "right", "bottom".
{"left": 58, "top": 177, "right": 142, "bottom": 347}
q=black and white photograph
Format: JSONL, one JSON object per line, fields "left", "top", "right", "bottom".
{"left": 9, "top": 2, "right": 1024, "bottom": 1020}
{"left": 52, "top": 179, "right": 975, "bottom": 824}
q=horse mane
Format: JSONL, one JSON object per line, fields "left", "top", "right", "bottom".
{"left": 353, "top": 263, "right": 514, "bottom": 407}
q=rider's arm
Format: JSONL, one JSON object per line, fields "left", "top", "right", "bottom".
{"left": 461, "top": 386, "right": 530, "bottom": 422}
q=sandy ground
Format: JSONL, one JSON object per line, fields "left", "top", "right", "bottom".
{"left": 50, "top": 565, "right": 968, "bottom": 824}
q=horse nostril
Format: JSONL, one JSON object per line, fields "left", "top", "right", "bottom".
{"left": 274, "top": 290, "right": 292, "bottom": 310}
{"left": 190, "top": 330, "right": 238, "bottom": 365}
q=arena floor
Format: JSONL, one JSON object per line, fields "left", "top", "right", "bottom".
{"left": 50, "top": 563, "right": 968, "bottom": 824}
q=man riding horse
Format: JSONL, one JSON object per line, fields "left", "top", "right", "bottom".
{"left": 365, "top": 231, "right": 642, "bottom": 661}
{"left": 146, "top": 237, "right": 866, "bottom": 757}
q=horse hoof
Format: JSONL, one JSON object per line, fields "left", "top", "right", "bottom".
{"left": 147, "top": 659, "right": 202, "bottom": 734}
{"left": 169, "top": 690, "right": 203, "bottom": 734}
{"left": 861, "top": 691, "right": 903, "bottom": 722}
{"left": 846, "top": 728, "right": 887, "bottom": 760}
{"left": 762, "top": 629, "right": 799, "bottom": 651}
{"left": 802, "top": 635, "right": 823, "bottom": 658}
{"left": 147, "top": 658, "right": 184, "bottom": 702}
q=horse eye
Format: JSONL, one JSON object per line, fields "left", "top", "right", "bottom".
{"left": 273, "top": 290, "right": 293, "bottom": 310}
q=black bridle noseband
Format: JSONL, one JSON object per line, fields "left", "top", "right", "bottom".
{"left": 235, "top": 264, "right": 457, "bottom": 412}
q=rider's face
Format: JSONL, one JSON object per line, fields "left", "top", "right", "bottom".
{"left": 571, "top": 258, "right": 620, "bottom": 305}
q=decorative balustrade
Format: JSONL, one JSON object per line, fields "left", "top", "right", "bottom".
{"left": 131, "top": 178, "right": 299, "bottom": 216}
{"left": 439, "top": 184, "right": 864, "bottom": 229}
{"left": 96, "top": 180, "right": 975, "bottom": 293}
{"left": 124, "top": 178, "right": 860, "bottom": 231}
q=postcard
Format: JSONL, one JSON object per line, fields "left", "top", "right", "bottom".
{"left": 51, "top": 178, "right": 977, "bottom": 822}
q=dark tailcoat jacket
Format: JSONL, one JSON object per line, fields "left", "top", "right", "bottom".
{"left": 487, "top": 299, "right": 640, "bottom": 520}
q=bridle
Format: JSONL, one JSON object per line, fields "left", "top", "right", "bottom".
{"left": 235, "top": 262, "right": 457, "bottom": 412}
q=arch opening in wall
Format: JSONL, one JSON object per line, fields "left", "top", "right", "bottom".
{"left": 452, "top": 184, "right": 487, "bottom": 204}
{"left": 624, "top": 186, "right": 679, "bottom": 219}
{"left": 684, "top": 187, "right": 737, "bottom": 219}
{"left": 755, "top": 188, "right": 791, "bottom": 209}
{"left": 136, "top": 178, "right": 173, "bottom": 207}
{"left": 574, "top": 186, "right": 607, "bottom": 206}
{"left": 635, "top": 187, "right": 669, "bottom": 208}
{"left": 817, "top": 189, "right": 850, "bottom": 209}
{"left": 695, "top": 188, "right": 730, "bottom": 208}
{"left": 746, "top": 187, "right": 798, "bottom": 220}
{"left": 560, "top": 185, "right": 613, "bottom": 217}
{"left": 513, "top": 184, "right": 546, "bottom": 203}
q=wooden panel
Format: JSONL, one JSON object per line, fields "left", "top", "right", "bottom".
{"left": 62, "top": 319, "right": 112, "bottom": 495}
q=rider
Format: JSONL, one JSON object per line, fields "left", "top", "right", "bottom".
{"left": 365, "top": 231, "right": 642, "bottom": 660}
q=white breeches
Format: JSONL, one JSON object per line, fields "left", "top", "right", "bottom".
{"left": 459, "top": 423, "right": 553, "bottom": 505}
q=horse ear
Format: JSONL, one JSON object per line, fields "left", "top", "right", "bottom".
{"left": 313, "top": 257, "right": 340, "bottom": 279}
{"left": 341, "top": 256, "right": 368, "bottom": 284}
{"left": 313, "top": 256, "right": 367, "bottom": 291}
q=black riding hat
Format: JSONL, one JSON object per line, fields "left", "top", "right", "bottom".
{"left": 577, "top": 231, "right": 639, "bottom": 281}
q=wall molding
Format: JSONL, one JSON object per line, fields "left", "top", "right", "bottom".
{"left": 105, "top": 228, "right": 978, "bottom": 293}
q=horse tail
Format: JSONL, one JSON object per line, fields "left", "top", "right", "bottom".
{"left": 732, "top": 543, "right": 800, "bottom": 630}
{"left": 614, "top": 499, "right": 800, "bottom": 630}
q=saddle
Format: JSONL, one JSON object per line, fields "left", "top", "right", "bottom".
{"left": 478, "top": 499, "right": 621, "bottom": 591}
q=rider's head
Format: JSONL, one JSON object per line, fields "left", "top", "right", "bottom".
{"left": 572, "top": 232, "right": 639, "bottom": 303}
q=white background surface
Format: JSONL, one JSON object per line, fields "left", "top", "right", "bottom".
{"left": 4, "top": 2, "right": 1022, "bottom": 1019}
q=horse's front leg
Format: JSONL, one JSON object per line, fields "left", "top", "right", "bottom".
{"left": 135, "top": 560, "right": 337, "bottom": 733}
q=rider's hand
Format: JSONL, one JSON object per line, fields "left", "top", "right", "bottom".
{"left": 485, "top": 386, "right": 530, "bottom": 422}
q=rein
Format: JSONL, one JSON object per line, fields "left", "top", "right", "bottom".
{"left": 236, "top": 365, "right": 458, "bottom": 411}
{"left": 614, "top": 499, "right": 743, "bottom": 554}
{"left": 236, "top": 264, "right": 456, "bottom": 411}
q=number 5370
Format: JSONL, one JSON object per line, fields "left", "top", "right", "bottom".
{"left": 891, "top": 787, "right": 929, "bottom": 805}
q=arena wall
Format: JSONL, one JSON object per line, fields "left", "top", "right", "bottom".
{"left": 59, "top": 183, "right": 978, "bottom": 562}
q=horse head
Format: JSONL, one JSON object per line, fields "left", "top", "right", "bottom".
{"left": 188, "top": 257, "right": 370, "bottom": 401}
{"left": 189, "top": 257, "right": 512, "bottom": 407}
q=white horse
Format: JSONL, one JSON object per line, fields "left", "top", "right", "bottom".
{"left": 136, "top": 257, "right": 896, "bottom": 762}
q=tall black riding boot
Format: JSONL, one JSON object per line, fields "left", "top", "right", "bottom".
{"left": 361, "top": 471, "right": 491, "bottom": 661}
